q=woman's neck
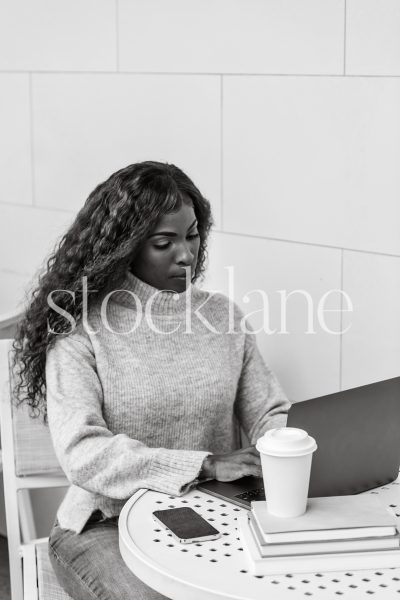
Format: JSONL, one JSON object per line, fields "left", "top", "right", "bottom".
{"left": 109, "top": 269, "right": 203, "bottom": 315}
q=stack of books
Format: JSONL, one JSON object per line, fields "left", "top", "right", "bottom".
{"left": 238, "top": 495, "right": 400, "bottom": 575}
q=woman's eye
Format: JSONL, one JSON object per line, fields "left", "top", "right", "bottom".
{"left": 153, "top": 233, "right": 199, "bottom": 250}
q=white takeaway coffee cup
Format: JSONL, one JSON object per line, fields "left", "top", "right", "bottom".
{"left": 256, "top": 428, "right": 317, "bottom": 518}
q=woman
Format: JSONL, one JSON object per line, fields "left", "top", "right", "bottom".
{"left": 12, "top": 161, "right": 290, "bottom": 600}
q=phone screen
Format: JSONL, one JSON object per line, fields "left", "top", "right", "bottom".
{"left": 152, "top": 507, "right": 220, "bottom": 542}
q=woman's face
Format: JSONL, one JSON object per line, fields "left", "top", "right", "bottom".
{"left": 130, "top": 201, "right": 200, "bottom": 293}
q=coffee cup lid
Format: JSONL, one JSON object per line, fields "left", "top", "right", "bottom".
{"left": 256, "top": 427, "right": 317, "bottom": 457}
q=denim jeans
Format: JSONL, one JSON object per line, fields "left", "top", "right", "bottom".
{"left": 48, "top": 510, "right": 169, "bottom": 600}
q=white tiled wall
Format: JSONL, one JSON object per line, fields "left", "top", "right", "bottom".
{"left": 0, "top": 204, "right": 74, "bottom": 277}
{"left": 203, "top": 232, "right": 342, "bottom": 402}
{"left": 0, "top": 270, "right": 34, "bottom": 314}
{"left": 32, "top": 74, "right": 221, "bottom": 220}
{"left": 346, "top": 0, "right": 400, "bottom": 75}
{"left": 1, "top": 0, "right": 399, "bottom": 410}
{"left": 119, "top": 0, "right": 345, "bottom": 75}
{"left": 0, "top": 0, "right": 117, "bottom": 72}
{"left": 223, "top": 76, "right": 400, "bottom": 256}
{"left": 0, "top": 74, "right": 32, "bottom": 206}
{"left": 341, "top": 251, "right": 400, "bottom": 390}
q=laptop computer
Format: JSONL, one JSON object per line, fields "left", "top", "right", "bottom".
{"left": 197, "top": 376, "right": 400, "bottom": 508}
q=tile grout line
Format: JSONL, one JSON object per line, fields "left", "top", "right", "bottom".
{"left": 0, "top": 267, "right": 33, "bottom": 277}
{"left": 0, "top": 195, "right": 398, "bottom": 259}
{"left": 1, "top": 70, "right": 400, "bottom": 78}
{"left": 0, "top": 197, "right": 398, "bottom": 259}
{"left": 115, "top": 0, "right": 120, "bottom": 72}
{"left": 215, "top": 229, "right": 400, "bottom": 259}
{"left": 339, "top": 248, "right": 344, "bottom": 390}
{"left": 28, "top": 73, "right": 35, "bottom": 207}
{"left": 0, "top": 200, "right": 73, "bottom": 215}
{"left": 343, "top": 0, "right": 347, "bottom": 76}
{"left": 220, "top": 75, "right": 224, "bottom": 230}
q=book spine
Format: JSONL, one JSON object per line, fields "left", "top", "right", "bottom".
{"left": 240, "top": 515, "right": 400, "bottom": 576}
{"left": 251, "top": 509, "right": 396, "bottom": 543}
{"left": 249, "top": 549, "right": 400, "bottom": 576}
{"left": 250, "top": 518, "right": 399, "bottom": 554}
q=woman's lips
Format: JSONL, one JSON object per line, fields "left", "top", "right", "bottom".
{"left": 170, "top": 270, "right": 191, "bottom": 278}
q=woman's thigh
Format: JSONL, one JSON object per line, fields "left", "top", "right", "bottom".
{"left": 48, "top": 511, "right": 168, "bottom": 600}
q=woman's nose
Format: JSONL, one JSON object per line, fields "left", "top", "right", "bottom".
{"left": 176, "top": 242, "right": 194, "bottom": 265}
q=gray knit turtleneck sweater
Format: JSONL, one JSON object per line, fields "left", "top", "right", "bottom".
{"left": 46, "top": 270, "right": 291, "bottom": 534}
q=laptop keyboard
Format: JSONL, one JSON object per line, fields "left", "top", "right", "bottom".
{"left": 234, "top": 487, "right": 265, "bottom": 503}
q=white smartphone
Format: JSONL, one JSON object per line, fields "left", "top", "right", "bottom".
{"left": 152, "top": 507, "right": 221, "bottom": 544}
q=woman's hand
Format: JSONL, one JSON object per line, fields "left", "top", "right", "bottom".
{"left": 200, "top": 446, "right": 262, "bottom": 481}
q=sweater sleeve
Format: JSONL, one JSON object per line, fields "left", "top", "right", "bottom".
{"left": 233, "top": 325, "right": 292, "bottom": 446}
{"left": 46, "top": 333, "right": 210, "bottom": 499}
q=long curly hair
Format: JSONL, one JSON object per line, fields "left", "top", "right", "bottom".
{"left": 11, "top": 161, "right": 213, "bottom": 422}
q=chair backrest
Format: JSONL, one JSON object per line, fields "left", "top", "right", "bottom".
{"left": 0, "top": 339, "right": 69, "bottom": 600}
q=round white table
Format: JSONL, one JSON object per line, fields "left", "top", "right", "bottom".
{"left": 119, "top": 477, "right": 400, "bottom": 600}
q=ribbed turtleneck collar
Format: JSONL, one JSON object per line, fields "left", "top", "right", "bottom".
{"left": 110, "top": 270, "right": 204, "bottom": 315}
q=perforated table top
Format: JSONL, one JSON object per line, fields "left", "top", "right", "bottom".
{"left": 119, "top": 476, "right": 400, "bottom": 600}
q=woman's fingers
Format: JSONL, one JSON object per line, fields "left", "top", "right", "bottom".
{"left": 242, "top": 456, "right": 261, "bottom": 466}
{"left": 238, "top": 445, "right": 259, "bottom": 457}
{"left": 238, "top": 448, "right": 260, "bottom": 462}
{"left": 241, "top": 464, "right": 263, "bottom": 478}
{"left": 236, "top": 447, "right": 251, "bottom": 454}
{"left": 213, "top": 446, "right": 264, "bottom": 481}
{"left": 248, "top": 446, "right": 260, "bottom": 456}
